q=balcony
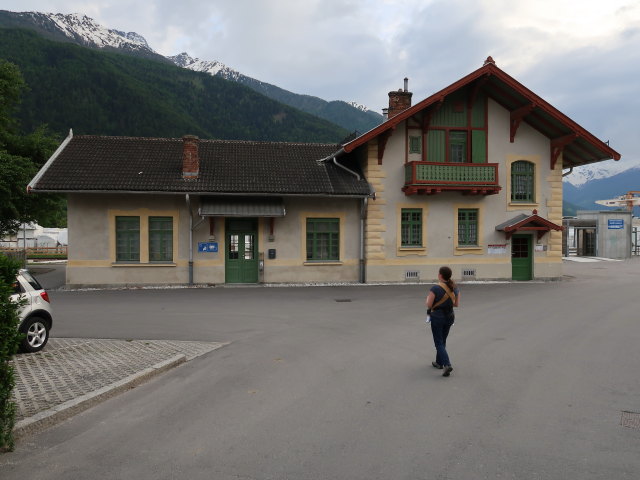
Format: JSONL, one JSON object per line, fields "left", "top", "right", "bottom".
{"left": 403, "top": 161, "right": 501, "bottom": 195}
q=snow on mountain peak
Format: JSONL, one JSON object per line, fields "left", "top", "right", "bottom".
{"left": 20, "top": 11, "right": 153, "bottom": 52}
{"left": 168, "top": 52, "right": 195, "bottom": 68}
{"left": 347, "top": 101, "right": 373, "bottom": 113}
{"left": 563, "top": 161, "right": 629, "bottom": 186}
{"left": 167, "top": 54, "right": 241, "bottom": 81}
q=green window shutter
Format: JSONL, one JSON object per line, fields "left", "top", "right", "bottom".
{"left": 116, "top": 216, "right": 140, "bottom": 262}
{"left": 409, "top": 136, "right": 422, "bottom": 154}
{"left": 306, "top": 218, "right": 339, "bottom": 261}
{"left": 471, "top": 130, "right": 487, "bottom": 163}
{"left": 401, "top": 209, "right": 422, "bottom": 247}
{"left": 458, "top": 209, "right": 478, "bottom": 246}
{"left": 149, "top": 216, "right": 173, "bottom": 262}
{"left": 427, "top": 130, "right": 445, "bottom": 162}
{"left": 511, "top": 161, "right": 535, "bottom": 202}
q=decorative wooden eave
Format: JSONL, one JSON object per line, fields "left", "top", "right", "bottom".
{"left": 341, "top": 57, "right": 621, "bottom": 168}
{"left": 378, "top": 130, "right": 392, "bottom": 165}
{"left": 551, "top": 133, "right": 579, "bottom": 170}
{"left": 421, "top": 98, "right": 444, "bottom": 133}
{"left": 495, "top": 209, "right": 563, "bottom": 240}
{"left": 510, "top": 103, "right": 536, "bottom": 142}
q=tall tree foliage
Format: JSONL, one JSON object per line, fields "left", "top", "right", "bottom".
{"left": 0, "top": 59, "right": 64, "bottom": 237}
{"left": 0, "top": 254, "right": 22, "bottom": 451}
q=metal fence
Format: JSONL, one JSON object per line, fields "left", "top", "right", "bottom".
{"left": 0, "top": 246, "right": 67, "bottom": 263}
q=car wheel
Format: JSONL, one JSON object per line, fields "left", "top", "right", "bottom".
{"left": 19, "top": 316, "right": 50, "bottom": 353}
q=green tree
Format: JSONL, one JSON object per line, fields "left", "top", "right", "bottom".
{"left": 0, "top": 60, "right": 64, "bottom": 237}
{"left": 0, "top": 59, "right": 25, "bottom": 136}
{"left": 0, "top": 254, "right": 22, "bottom": 451}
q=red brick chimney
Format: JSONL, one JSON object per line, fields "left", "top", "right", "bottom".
{"left": 182, "top": 135, "right": 199, "bottom": 179}
{"left": 387, "top": 77, "right": 412, "bottom": 119}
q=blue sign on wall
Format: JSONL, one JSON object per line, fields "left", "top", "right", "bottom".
{"left": 198, "top": 242, "right": 219, "bottom": 252}
{"left": 608, "top": 219, "right": 624, "bottom": 229}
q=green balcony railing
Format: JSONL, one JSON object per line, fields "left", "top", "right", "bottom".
{"left": 404, "top": 161, "right": 500, "bottom": 195}
{"left": 405, "top": 161, "right": 499, "bottom": 185}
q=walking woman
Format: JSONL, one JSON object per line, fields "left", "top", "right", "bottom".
{"left": 426, "top": 266, "right": 460, "bottom": 377}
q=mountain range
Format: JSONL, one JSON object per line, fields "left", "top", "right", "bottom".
{"left": 0, "top": 10, "right": 383, "bottom": 135}
{"left": 563, "top": 165, "right": 640, "bottom": 216}
{"left": 1, "top": 9, "right": 638, "bottom": 214}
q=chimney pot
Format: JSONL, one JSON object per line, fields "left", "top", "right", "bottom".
{"left": 182, "top": 135, "right": 200, "bottom": 179}
{"left": 387, "top": 78, "right": 412, "bottom": 119}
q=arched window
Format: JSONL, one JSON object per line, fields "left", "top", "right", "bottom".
{"left": 511, "top": 160, "right": 534, "bottom": 202}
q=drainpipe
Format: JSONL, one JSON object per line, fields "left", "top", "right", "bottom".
{"left": 360, "top": 197, "right": 367, "bottom": 283}
{"left": 333, "top": 157, "right": 361, "bottom": 181}
{"left": 186, "top": 194, "right": 193, "bottom": 285}
{"left": 321, "top": 149, "right": 372, "bottom": 283}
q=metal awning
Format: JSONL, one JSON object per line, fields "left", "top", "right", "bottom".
{"left": 198, "top": 197, "right": 286, "bottom": 217}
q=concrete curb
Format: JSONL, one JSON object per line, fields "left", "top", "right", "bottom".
{"left": 13, "top": 354, "right": 186, "bottom": 440}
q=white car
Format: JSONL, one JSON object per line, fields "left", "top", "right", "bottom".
{"left": 11, "top": 269, "right": 53, "bottom": 353}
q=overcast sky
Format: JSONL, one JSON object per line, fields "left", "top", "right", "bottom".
{"left": 4, "top": 0, "right": 640, "bottom": 171}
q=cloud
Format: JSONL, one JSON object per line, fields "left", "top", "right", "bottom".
{"left": 4, "top": 0, "right": 640, "bottom": 165}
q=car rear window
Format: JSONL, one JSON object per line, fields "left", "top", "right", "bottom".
{"left": 20, "top": 271, "right": 43, "bottom": 290}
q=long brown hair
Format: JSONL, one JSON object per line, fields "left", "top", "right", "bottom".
{"left": 439, "top": 266, "right": 456, "bottom": 290}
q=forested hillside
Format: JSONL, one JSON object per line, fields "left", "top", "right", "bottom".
{"left": 0, "top": 28, "right": 350, "bottom": 143}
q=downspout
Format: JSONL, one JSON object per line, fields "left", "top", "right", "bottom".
{"left": 323, "top": 149, "right": 372, "bottom": 283}
{"left": 360, "top": 197, "right": 367, "bottom": 283}
{"left": 333, "top": 157, "right": 361, "bottom": 180}
{"left": 186, "top": 194, "right": 193, "bottom": 285}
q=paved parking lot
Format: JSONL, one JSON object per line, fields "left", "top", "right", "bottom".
{"left": 11, "top": 338, "right": 226, "bottom": 439}
{"left": 2, "top": 259, "right": 639, "bottom": 479}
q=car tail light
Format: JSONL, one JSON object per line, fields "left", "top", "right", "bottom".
{"left": 40, "top": 291, "right": 50, "bottom": 303}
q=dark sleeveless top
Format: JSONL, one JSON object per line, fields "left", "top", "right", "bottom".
{"left": 430, "top": 284, "right": 459, "bottom": 319}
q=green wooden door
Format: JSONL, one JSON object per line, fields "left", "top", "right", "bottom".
{"left": 225, "top": 218, "right": 258, "bottom": 283}
{"left": 511, "top": 234, "right": 533, "bottom": 280}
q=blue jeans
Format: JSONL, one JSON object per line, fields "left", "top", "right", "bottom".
{"left": 430, "top": 314, "right": 454, "bottom": 367}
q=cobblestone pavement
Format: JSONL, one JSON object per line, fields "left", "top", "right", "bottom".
{"left": 10, "top": 338, "right": 227, "bottom": 438}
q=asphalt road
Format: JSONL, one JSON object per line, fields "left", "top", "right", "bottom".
{"left": 2, "top": 260, "right": 639, "bottom": 479}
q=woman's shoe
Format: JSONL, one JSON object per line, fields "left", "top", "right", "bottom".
{"left": 432, "top": 361, "right": 443, "bottom": 369}
{"left": 442, "top": 366, "right": 453, "bottom": 377}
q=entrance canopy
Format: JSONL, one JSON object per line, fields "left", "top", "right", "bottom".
{"left": 198, "top": 197, "right": 286, "bottom": 217}
{"left": 496, "top": 210, "right": 563, "bottom": 240}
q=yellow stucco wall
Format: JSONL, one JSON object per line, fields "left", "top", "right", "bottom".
{"left": 66, "top": 194, "right": 362, "bottom": 286}
{"left": 362, "top": 98, "right": 563, "bottom": 283}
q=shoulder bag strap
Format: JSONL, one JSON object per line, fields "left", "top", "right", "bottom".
{"left": 432, "top": 282, "right": 456, "bottom": 309}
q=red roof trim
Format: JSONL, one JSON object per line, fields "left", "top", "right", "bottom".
{"left": 344, "top": 62, "right": 621, "bottom": 163}
{"left": 502, "top": 214, "right": 563, "bottom": 233}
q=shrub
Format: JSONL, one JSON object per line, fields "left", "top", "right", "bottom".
{"left": 0, "top": 254, "right": 22, "bottom": 451}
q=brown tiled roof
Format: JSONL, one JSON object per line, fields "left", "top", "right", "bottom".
{"left": 345, "top": 58, "right": 621, "bottom": 168}
{"left": 29, "top": 135, "right": 371, "bottom": 196}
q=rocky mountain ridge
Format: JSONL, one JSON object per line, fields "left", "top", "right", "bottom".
{"left": 0, "top": 10, "right": 382, "bottom": 133}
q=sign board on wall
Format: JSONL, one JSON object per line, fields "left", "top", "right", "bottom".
{"left": 608, "top": 219, "right": 624, "bottom": 229}
{"left": 488, "top": 244, "right": 507, "bottom": 254}
{"left": 198, "top": 242, "right": 218, "bottom": 252}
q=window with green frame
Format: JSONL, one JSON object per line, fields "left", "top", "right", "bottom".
{"left": 458, "top": 209, "right": 478, "bottom": 246}
{"left": 409, "top": 135, "right": 422, "bottom": 154}
{"left": 116, "top": 216, "right": 140, "bottom": 262}
{"left": 149, "top": 216, "right": 173, "bottom": 262}
{"left": 401, "top": 208, "right": 422, "bottom": 247}
{"left": 306, "top": 218, "right": 339, "bottom": 261}
{"left": 511, "top": 160, "right": 535, "bottom": 202}
{"left": 449, "top": 131, "right": 467, "bottom": 162}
